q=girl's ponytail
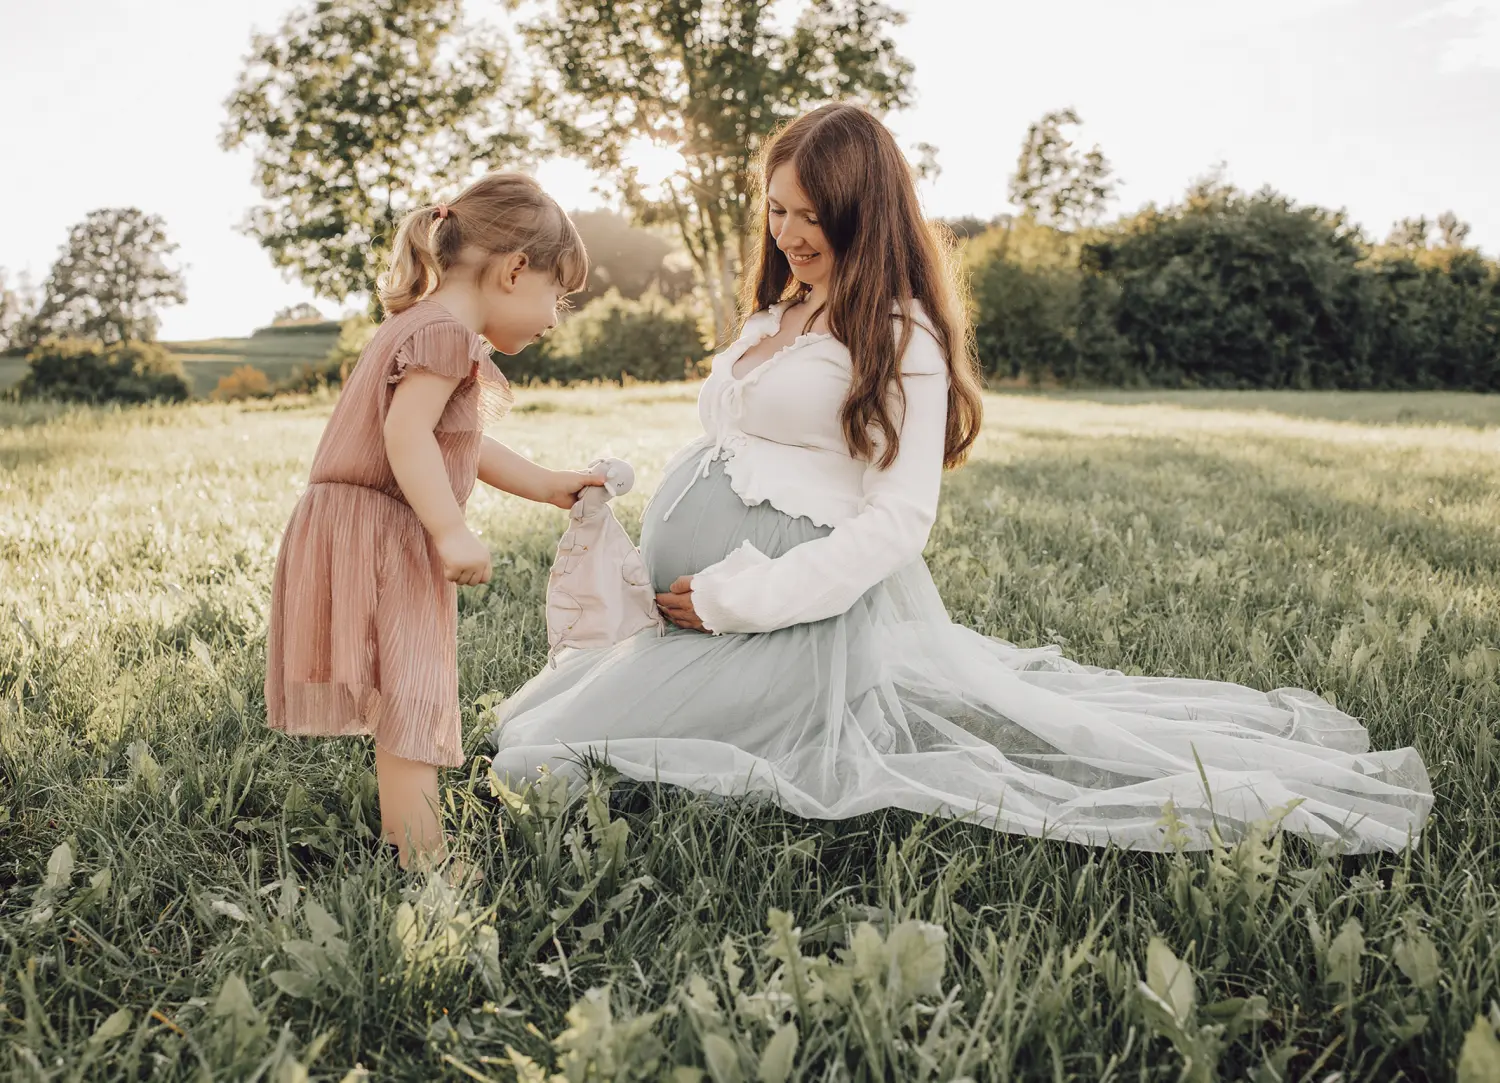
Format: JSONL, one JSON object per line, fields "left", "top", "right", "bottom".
{"left": 375, "top": 174, "right": 588, "bottom": 318}
{"left": 378, "top": 205, "right": 465, "bottom": 315}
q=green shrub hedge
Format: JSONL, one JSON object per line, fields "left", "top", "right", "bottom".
{"left": 17, "top": 338, "right": 191, "bottom": 404}
{"left": 504, "top": 290, "right": 711, "bottom": 385}
{"left": 965, "top": 186, "right": 1500, "bottom": 390}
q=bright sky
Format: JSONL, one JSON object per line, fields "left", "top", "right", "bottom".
{"left": 2, "top": 0, "right": 1496, "bottom": 341}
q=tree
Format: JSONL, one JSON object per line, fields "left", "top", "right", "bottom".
{"left": 19, "top": 338, "right": 191, "bottom": 403}
{"left": 273, "top": 302, "right": 324, "bottom": 324}
{"left": 569, "top": 210, "right": 697, "bottom": 307}
{"left": 1009, "top": 108, "right": 1117, "bottom": 230}
{"left": 911, "top": 141, "right": 942, "bottom": 183}
{"left": 966, "top": 218, "right": 1086, "bottom": 382}
{"left": 1085, "top": 185, "right": 1371, "bottom": 389}
{"left": 505, "top": 289, "right": 710, "bottom": 385}
{"left": 518, "top": 0, "right": 915, "bottom": 340}
{"left": 1387, "top": 215, "right": 1434, "bottom": 249}
{"left": 940, "top": 215, "right": 1004, "bottom": 240}
{"left": 1437, "top": 211, "right": 1472, "bottom": 249}
{"left": 29, "top": 209, "right": 186, "bottom": 345}
{"left": 0, "top": 268, "right": 39, "bottom": 353}
{"left": 221, "top": 0, "right": 518, "bottom": 306}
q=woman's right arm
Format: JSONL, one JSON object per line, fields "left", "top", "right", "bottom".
{"left": 384, "top": 370, "right": 491, "bottom": 585}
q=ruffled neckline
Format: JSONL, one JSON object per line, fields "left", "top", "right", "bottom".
{"left": 411, "top": 298, "right": 493, "bottom": 361}
{"left": 728, "top": 301, "right": 835, "bottom": 384}
{"left": 408, "top": 298, "right": 512, "bottom": 422}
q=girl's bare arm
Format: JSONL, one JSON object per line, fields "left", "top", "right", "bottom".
{"left": 478, "top": 436, "right": 605, "bottom": 509}
{"left": 384, "top": 370, "right": 467, "bottom": 538}
{"left": 385, "top": 371, "right": 492, "bottom": 584}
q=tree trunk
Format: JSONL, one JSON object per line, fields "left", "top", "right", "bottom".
{"left": 717, "top": 246, "right": 737, "bottom": 335}
{"left": 704, "top": 272, "right": 728, "bottom": 346}
{"left": 664, "top": 181, "right": 733, "bottom": 344}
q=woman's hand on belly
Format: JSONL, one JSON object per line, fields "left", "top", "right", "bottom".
{"left": 656, "top": 576, "right": 708, "bottom": 633}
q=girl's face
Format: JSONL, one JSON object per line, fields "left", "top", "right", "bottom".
{"left": 767, "top": 163, "right": 833, "bottom": 293}
{"left": 482, "top": 255, "right": 568, "bottom": 355}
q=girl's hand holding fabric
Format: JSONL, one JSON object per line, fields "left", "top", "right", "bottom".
{"left": 656, "top": 577, "right": 706, "bottom": 632}
{"left": 544, "top": 469, "right": 607, "bottom": 510}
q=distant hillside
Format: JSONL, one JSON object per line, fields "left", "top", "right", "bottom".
{"left": 0, "top": 321, "right": 343, "bottom": 397}
{"left": 166, "top": 320, "right": 342, "bottom": 394}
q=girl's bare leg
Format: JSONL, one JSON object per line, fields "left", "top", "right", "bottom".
{"left": 374, "top": 743, "right": 448, "bottom": 869}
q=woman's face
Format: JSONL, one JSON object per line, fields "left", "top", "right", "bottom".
{"left": 767, "top": 163, "right": 833, "bottom": 292}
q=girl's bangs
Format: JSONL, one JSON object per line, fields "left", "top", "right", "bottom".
{"left": 554, "top": 233, "right": 590, "bottom": 294}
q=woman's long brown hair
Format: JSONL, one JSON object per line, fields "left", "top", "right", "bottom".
{"left": 742, "top": 103, "right": 984, "bottom": 470}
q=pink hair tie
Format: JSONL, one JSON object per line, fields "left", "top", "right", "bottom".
{"left": 434, "top": 203, "right": 450, "bottom": 220}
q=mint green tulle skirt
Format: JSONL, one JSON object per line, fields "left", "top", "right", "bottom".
{"left": 489, "top": 455, "right": 1432, "bottom": 853}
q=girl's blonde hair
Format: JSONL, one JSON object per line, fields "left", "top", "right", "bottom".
{"left": 377, "top": 172, "right": 589, "bottom": 316}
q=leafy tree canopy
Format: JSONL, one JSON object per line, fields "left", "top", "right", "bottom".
{"left": 30, "top": 209, "right": 185, "bottom": 346}
{"left": 221, "top": 0, "right": 520, "bottom": 304}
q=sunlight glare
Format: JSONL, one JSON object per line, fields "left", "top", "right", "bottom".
{"left": 620, "top": 138, "right": 688, "bottom": 191}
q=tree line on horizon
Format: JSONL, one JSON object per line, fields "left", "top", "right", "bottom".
{"left": 963, "top": 113, "right": 1499, "bottom": 391}
{"left": 2, "top": 0, "right": 1496, "bottom": 402}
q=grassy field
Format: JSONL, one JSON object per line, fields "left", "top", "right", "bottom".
{"left": 0, "top": 323, "right": 340, "bottom": 398}
{"left": 1026, "top": 388, "right": 1500, "bottom": 428}
{"left": 2, "top": 386, "right": 1499, "bottom": 1081}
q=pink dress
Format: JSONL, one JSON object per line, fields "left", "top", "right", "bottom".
{"left": 265, "top": 299, "right": 511, "bottom": 767}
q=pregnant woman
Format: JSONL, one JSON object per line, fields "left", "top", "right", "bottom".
{"left": 489, "top": 103, "right": 1432, "bottom": 853}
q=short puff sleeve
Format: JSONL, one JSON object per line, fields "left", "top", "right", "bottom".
{"left": 387, "top": 320, "right": 513, "bottom": 431}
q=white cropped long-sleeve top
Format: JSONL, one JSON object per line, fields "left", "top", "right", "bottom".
{"left": 654, "top": 300, "right": 952, "bottom": 635}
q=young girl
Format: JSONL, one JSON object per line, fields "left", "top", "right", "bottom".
{"left": 265, "top": 171, "right": 602, "bottom": 872}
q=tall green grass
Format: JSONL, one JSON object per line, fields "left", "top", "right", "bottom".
{"left": 2, "top": 388, "right": 1497, "bottom": 1081}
